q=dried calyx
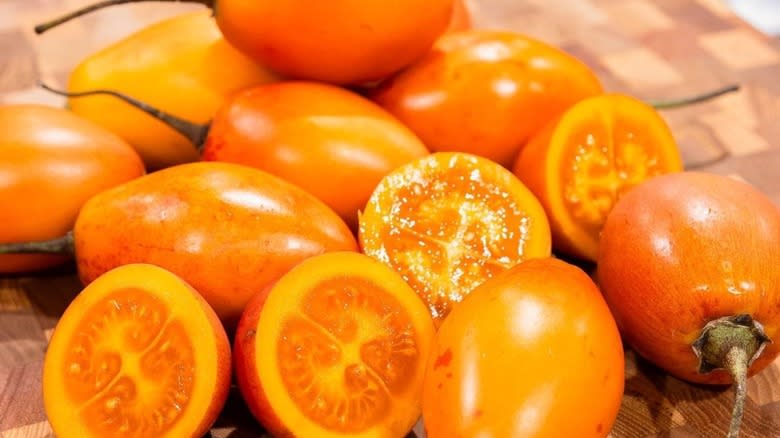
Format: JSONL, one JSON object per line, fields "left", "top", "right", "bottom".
{"left": 692, "top": 314, "right": 771, "bottom": 438}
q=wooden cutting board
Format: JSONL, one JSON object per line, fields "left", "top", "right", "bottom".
{"left": 1, "top": 1, "right": 779, "bottom": 437}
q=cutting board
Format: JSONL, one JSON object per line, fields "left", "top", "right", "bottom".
{"left": 1, "top": 0, "right": 779, "bottom": 437}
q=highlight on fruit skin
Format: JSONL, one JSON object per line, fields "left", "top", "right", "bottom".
{"left": 233, "top": 251, "right": 436, "bottom": 437}
{"left": 423, "top": 257, "right": 625, "bottom": 438}
{"left": 359, "top": 152, "right": 552, "bottom": 326}
{"left": 43, "top": 263, "right": 232, "bottom": 438}
{"left": 0, "top": 161, "right": 358, "bottom": 332}
{"left": 34, "top": 0, "right": 457, "bottom": 85}
{"left": 597, "top": 171, "right": 780, "bottom": 438}
{"left": 371, "top": 29, "right": 604, "bottom": 168}
{"left": 61, "top": 9, "right": 280, "bottom": 170}
{"left": 41, "top": 80, "right": 431, "bottom": 231}
{"left": 0, "top": 104, "right": 145, "bottom": 274}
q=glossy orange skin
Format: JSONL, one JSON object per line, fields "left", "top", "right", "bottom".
{"left": 371, "top": 30, "right": 604, "bottom": 168}
{"left": 202, "top": 81, "right": 429, "bottom": 230}
{"left": 598, "top": 172, "right": 780, "bottom": 385}
{"left": 0, "top": 105, "right": 145, "bottom": 273}
{"left": 214, "top": 0, "right": 454, "bottom": 85}
{"left": 423, "top": 257, "right": 624, "bottom": 438}
{"left": 233, "top": 283, "right": 283, "bottom": 434}
{"left": 72, "top": 162, "right": 357, "bottom": 331}
{"left": 68, "top": 10, "right": 280, "bottom": 170}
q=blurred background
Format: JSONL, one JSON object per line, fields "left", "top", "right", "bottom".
{"left": 725, "top": 0, "right": 780, "bottom": 35}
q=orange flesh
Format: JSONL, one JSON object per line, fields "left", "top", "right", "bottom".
{"left": 62, "top": 288, "right": 195, "bottom": 436}
{"left": 360, "top": 153, "right": 551, "bottom": 323}
{"left": 244, "top": 251, "right": 434, "bottom": 438}
{"left": 278, "top": 277, "right": 418, "bottom": 432}
{"left": 44, "top": 264, "right": 230, "bottom": 438}
{"left": 516, "top": 94, "right": 683, "bottom": 261}
{"left": 561, "top": 102, "right": 672, "bottom": 237}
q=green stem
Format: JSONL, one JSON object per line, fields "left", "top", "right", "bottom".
{"left": 650, "top": 84, "right": 740, "bottom": 110}
{"left": 725, "top": 347, "right": 748, "bottom": 438}
{"left": 34, "top": 0, "right": 214, "bottom": 34}
{"left": 39, "top": 82, "right": 210, "bottom": 151}
{"left": 0, "top": 232, "right": 75, "bottom": 256}
{"left": 692, "top": 314, "right": 770, "bottom": 438}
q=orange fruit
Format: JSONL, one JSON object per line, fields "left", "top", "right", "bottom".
{"left": 512, "top": 93, "right": 683, "bottom": 261}
{"left": 423, "top": 258, "right": 624, "bottom": 438}
{"left": 234, "top": 251, "right": 435, "bottom": 437}
{"left": 43, "top": 264, "right": 231, "bottom": 438}
{"left": 359, "top": 152, "right": 551, "bottom": 325}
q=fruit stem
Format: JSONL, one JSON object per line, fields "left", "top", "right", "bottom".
{"left": 34, "top": 0, "right": 214, "bottom": 34}
{"left": 692, "top": 314, "right": 771, "bottom": 438}
{"left": 39, "top": 82, "right": 210, "bottom": 151}
{"left": 725, "top": 346, "right": 748, "bottom": 438}
{"left": 649, "top": 84, "right": 740, "bottom": 110}
{"left": 0, "top": 232, "right": 75, "bottom": 255}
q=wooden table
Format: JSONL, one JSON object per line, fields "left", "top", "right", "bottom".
{"left": 1, "top": 1, "right": 779, "bottom": 437}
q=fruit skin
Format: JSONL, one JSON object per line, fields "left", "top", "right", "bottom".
{"left": 512, "top": 93, "right": 684, "bottom": 262}
{"left": 423, "top": 257, "right": 624, "bottom": 438}
{"left": 67, "top": 10, "right": 279, "bottom": 170}
{"left": 72, "top": 161, "right": 357, "bottom": 331}
{"left": 202, "top": 81, "right": 429, "bottom": 230}
{"left": 234, "top": 251, "right": 435, "bottom": 438}
{"left": 215, "top": 0, "right": 455, "bottom": 85}
{"left": 232, "top": 282, "right": 286, "bottom": 436}
{"left": 43, "top": 263, "right": 231, "bottom": 438}
{"left": 0, "top": 104, "right": 145, "bottom": 273}
{"left": 597, "top": 171, "right": 780, "bottom": 385}
{"left": 371, "top": 30, "right": 603, "bottom": 168}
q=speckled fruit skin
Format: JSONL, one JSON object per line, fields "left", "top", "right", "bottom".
{"left": 597, "top": 171, "right": 780, "bottom": 385}
{"left": 72, "top": 161, "right": 357, "bottom": 332}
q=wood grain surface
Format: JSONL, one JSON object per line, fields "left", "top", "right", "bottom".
{"left": 1, "top": 1, "right": 779, "bottom": 437}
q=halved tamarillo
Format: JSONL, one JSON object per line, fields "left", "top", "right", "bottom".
{"left": 512, "top": 93, "right": 685, "bottom": 262}
{"left": 359, "top": 152, "right": 552, "bottom": 326}
{"left": 41, "top": 81, "right": 429, "bottom": 230}
{"left": 234, "top": 251, "right": 435, "bottom": 437}
{"left": 0, "top": 162, "right": 357, "bottom": 331}
{"left": 35, "top": 0, "right": 455, "bottom": 85}
{"left": 0, "top": 104, "right": 144, "bottom": 274}
{"left": 597, "top": 171, "right": 780, "bottom": 438}
{"left": 43, "top": 263, "right": 231, "bottom": 438}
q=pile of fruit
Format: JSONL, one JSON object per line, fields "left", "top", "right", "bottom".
{"left": 1, "top": 1, "right": 777, "bottom": 437}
